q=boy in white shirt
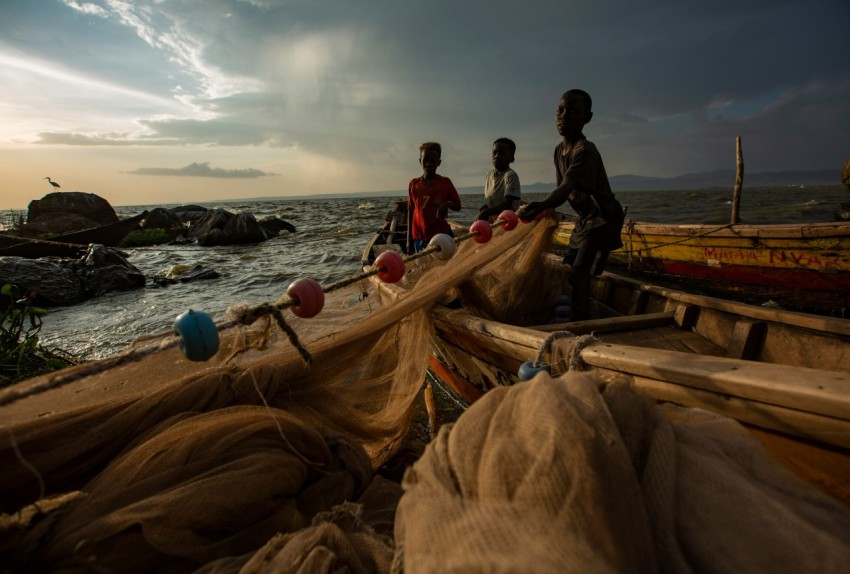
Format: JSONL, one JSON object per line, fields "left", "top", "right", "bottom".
{"left": 477, "top": 137, "right": 521, "bottom": 221}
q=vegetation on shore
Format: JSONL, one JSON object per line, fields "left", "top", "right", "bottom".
{"left": 1, "top": 284, "right": 76, "bottom": 387}
{"left": 118, "top": 228, "right": 171, "bottom": 247}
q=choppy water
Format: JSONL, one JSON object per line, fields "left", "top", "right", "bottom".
{"left": 3, "top": 185, "right": 847, "bottom": 360}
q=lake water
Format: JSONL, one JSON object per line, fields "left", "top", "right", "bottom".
{"left": 4, "top": 185, "right": 847, "bottom": 360}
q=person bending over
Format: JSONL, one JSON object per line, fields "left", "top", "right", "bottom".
{"left": 520, "top": 89, "right": 624, "bottom": 320}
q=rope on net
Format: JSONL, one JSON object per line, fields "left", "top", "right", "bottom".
{"left": 535, "top": 330, "right": 600, "bottom": 373}
{"left": 0, "top": 216, "right": 514, "bottom": 407}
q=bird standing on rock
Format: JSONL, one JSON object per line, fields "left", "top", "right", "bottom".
{"left": 44, "top": 177, "right": 61, "bottom": 189}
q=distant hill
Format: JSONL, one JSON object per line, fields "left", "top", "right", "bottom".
{"left": 238, "top": 169, "right": 842, "bottom": 202}
{"left": 242, "top": 182, "right": 555, "bottom": 202}
{"left": 345, "top": 170, "right": 842, "bottom": 197}
{"left": 608, "top": 169, "right": 842, "bottom": 191}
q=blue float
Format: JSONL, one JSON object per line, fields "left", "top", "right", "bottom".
{"left": 173, "top": 309, "right": 220, "bottom": 361}
{"left": 517, "top": 360, "right": 550, "bottom": 381}
{"left": 554, "top": 304, "right": 571, "bottom": 317}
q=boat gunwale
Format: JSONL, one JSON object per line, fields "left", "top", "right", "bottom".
{"left": 557, "top": 256, "right": 850, "bottom": 338}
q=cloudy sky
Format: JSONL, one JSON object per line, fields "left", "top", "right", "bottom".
{"left": 1, "top": 0, "right": 848, "bottom": 208}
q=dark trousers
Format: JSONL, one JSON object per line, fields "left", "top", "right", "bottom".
{"left": 563, "top": 246, "right": 609, "bottom": 321}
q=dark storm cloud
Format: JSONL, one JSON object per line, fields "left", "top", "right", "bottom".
{"left": 5, "top": 0, "right": 849, "bottom": 180}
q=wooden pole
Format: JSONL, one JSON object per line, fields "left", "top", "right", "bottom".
{"left": 731, "top": 136, "right": 744, "bottom": 224}
{"left": 424, "top": 380, "right": 438, "bottom": 439}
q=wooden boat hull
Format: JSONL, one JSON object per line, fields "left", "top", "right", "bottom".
{"left": 430, "top": 262, "right": 850, "bottom": 390}
{"left": 554, "top": 219, "right": 850, "bottom": 312}
{"left": 423, "top": 258, "right": 850, "bottom": 503}
{"left": 361, "top": 199, "right": 410, "bottom": 266}
{"left": 0, "top": 211, "right": 148, "bottom": 258}
{"left": 358, "top": 208, "right": 850, "bottom": 503}
{"left": 428, "top": 299, "right": 850, "bottom": 505}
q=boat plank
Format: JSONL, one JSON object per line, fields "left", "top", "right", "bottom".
{"left": 433, "top": 308, "right": 543, "bottom": 349}
{"left": 746, "top": 427, "right": 850, "bottom": 507}
{"left": 579, "top": 343, "right": 850, "bottom": 421}
{"left": 725, "top": 320, "right": 767, "bottom": 360}
{"left": 760, "top": 326, "right": 850, "bottom": 372}
{"left": 600, "top": 327, "right": 724, "bottom": 356}
{"left": 586, "top": 267, "right": 848, "bottom": 332}
{"left": 602, "top": 275, "right": 850, "bottom": 336}
{"left": 532, "top": 312, "right": 675, "bottom": 334}
{"left": 623, "top": 373, "right": 850, "bottom": 451}
{"left": 428, "top": 357, "right": 486, "bottom": 404}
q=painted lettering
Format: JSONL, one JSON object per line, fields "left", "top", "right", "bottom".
{"left": 770, "top": 250, "right": 787, "bottom": 264}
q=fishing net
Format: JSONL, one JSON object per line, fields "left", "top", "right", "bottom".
{"left": 396, "top": 371, "right": 850, "bottom": 574}
{"left": 2, "top": 214, "right": 848, "bottom": 572}
{"left": 0, "top": 217, "right": 555, "bottom": 572}
{"left": 0, "top": 287, "right": 424, "bottom": 572}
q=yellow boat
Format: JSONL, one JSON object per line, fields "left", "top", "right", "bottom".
{"left": 554, "top": 217, "right": 850, "bottom": 313}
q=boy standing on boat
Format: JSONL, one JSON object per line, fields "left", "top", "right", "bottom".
{"left": 408, "top": 141, "right": 462, "bottom": 252}
{"left": 519, "top": 89, "right": 625, "bottom": 320}
{"left": 477, "top": 137, "right": 521, "bottom": 221}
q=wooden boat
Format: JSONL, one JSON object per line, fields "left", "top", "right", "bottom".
{"left": 364, "top": 211, "right": 850, "bottom": 506}
{"left": 360, "top": 198, "right": 410, "bottom": 266}
{"left": 553, "top": 217, "right": 850, "bottom": 314}
{"left": 0, "top": 211, "right": 148, "bottom": 258}
{"left": 0, "top": 206, "right": 848, "bottom": 571}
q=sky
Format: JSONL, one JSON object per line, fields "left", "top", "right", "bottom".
{"left": 1, "top": 0, "right": 848, "bottom": 209}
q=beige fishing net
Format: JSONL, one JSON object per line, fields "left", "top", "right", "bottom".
{"left": 1, "top": 216, "right": 848, "bottom": 572}
{"left": 396, "top": 371, "right": 850, "bottom": 574}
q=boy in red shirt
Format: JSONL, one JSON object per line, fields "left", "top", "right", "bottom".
{"left": 408, "top": 142, "right": 462, "bottom": 252}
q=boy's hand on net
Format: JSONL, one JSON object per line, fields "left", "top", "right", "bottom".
{"left": 519, "top": 202, "right": 545, "bottom": 221}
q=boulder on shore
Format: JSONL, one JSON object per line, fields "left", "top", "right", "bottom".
{"left": 0, "top": 245, "right": 145, "bottom": 306}
{"left": 142, "top": 208, "right": 185, "bottom": 232}
{"left": 258, "top": 216, "right": 297, "bottom": 236}
{"left": 171, "top": 205, "right": 209, "bottom": 225}
{"left": 188, "top": 208, "right": 294, "bottom": 246}
{"left": 22, "top": 192, "right": 119, "bottom": 235}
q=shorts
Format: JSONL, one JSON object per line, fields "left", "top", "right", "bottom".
{"left": 563, "top": 246, "right": 610, "bottom": 276}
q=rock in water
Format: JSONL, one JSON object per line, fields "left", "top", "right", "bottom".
{"left": 24, "top": 192, "right": 119, "bottom": 234}
{"left": 0, "top": 245, "right": 145, "bottom": 306}
{"left": 190, "top": 208, "right": 273, "bottom": 245}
